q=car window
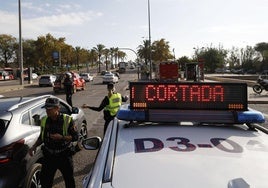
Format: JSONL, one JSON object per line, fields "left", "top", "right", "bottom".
{"left": 40, "top": 76, "right": 50, "bottom": 79}
{"left": 30, "top": 104, "right": 47, "bottom": 126}
{"left": 0, "top": 119, "right": 8, "bottom": 138}
{"left": 21, "top": 112, "right": 30, "bottom": 125}
{"left": 59, "top": 102, "right": 71, "bottom": 115}
{"left": 56, "top": 74, "right": 64, "bottom": 81}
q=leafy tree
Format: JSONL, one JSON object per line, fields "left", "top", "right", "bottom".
{"left": 23, "top": 39, "right": 37, "bottom": 69}
{"left": 202, "top": 46, "right": 227, "bottom": 73}
{"left": 74, "top": 46, "right": 82, "bottom": 70}
{"left": 138, "top": 38, "right": 173, "bottom": 68}
{"left": 255, "top": 42, "right": 268, "bottom": 69}
{"left": 240, "top": 46, "right": 260, "bottom": 71}
{"left": 227, "top": 46, "right": 262, "bottom": 72}
{"left": 227, "top": 47, "right": 240, "bottom": 69}
{"left": 0, "top": 34, "right": 17, "bottom": 67}
{"left": 177, "top": 56, "right": 191, "bottom": 71}
{"left": 35, "top": 34, "right": 58, "bottom": 69}
{"left": 151, "top": 38, "right": 173, "bottom": 62}
{"left": 61, "top": 44, "right": 74, "bottom": 69}
{"left": 2, "top": 32, "right": 268, "bottom": 76}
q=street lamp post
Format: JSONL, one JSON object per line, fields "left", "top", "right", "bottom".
{"left": 18, "top": 0, "right": 24, "bottom": 85}
{"left": 148, "top": 0, "right": 152, "bottom": 79}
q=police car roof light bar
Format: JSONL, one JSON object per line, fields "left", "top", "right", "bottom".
{"left": 117, "top": 105, "right": 265, "bottom": 124}
{"left": 117, "top": 82, "right": 265, "bottom": 124}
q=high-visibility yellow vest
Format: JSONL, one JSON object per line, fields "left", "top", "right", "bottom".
{"left": 40, "top": 114, "right": 72, "bottom": 141}
{"left": 104, "top": 93, "right": 122, "bottom": 116}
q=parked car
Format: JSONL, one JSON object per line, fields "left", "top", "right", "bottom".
{"left": 0, "top": 70, "right": 10, "bottom": 80}
{"left": 53, "top": 72, "right": 86, "bottom": 93}
{"left": 79, "top": 73, "right": 94, "bottom": 82}
{"left": 113, "top": 72, "right": 120, "bottom": 79}
{"left": 129, "top": 63, "right": 135, "bottom": 69}
{"left": 38, "top": 74, "right": 57, "bottom": 87}
{"left": 102, "top": 72, "right": 119, "bottom": 84}
{"left": 0, "top": 95, "right": 87, "bottom": 188}
{"left": 245, "top": 69, "right": 256, "bottom": 74}
{"left": 101, "top": 70, "right": 109, "bottom": 75}
{"left": 24, "top": 73, "right": 39, "bottom": 81}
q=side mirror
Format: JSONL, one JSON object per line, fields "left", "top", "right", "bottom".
{"left": 82, "top": 137, "right": 102, "bottom": 150}
{"left": 72, "top": 107, "right": 79, "bottom": 114}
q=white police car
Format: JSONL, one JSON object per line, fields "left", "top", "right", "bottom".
{"left": 82, "top": 82, "right": 268, "bottom": 188}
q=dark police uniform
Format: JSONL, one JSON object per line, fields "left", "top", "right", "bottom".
{"left": 40, "top": 113, "right": 78, "bottom": 188}
{"left": 63, "top": 73, "right": 74, "bottom": 107}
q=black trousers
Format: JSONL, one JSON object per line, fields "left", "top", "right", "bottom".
{"left": 66, "top": 93, "right": 73, "bottom": 107}
{"left": 40, "top": 151, "right": 75, "bottom": 188}
{"left": 104, "top": 114, "right": 116, "bottom": 135}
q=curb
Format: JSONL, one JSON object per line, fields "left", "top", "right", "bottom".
{"left": 205, "top": 76, "right": 256, "bottom": 86}
{"left": 0, "top": 83, "right": 38, "bottom": 94}
{"left": 0, "top": 85, "right": 24, "bottom": 93}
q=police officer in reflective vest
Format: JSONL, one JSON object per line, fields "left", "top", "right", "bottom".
{"left": 82, "top": 83, "right": 128, "bottom": 134}
{"left": 28, "top": 97, "right": 78, "bottom": 188}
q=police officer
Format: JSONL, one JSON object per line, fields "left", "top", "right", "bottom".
{"left": 28, "top": 97, "right": 78, "bottom": 188}
{"left": 63, "top": 72, "right": 74, "bottom": 107}
{"left": 82, "top": 83, "right": 128, "bottom": 134}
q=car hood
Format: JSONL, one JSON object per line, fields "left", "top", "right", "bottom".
{"left": 110, "top": 125, "right": 268, "bottom": 188}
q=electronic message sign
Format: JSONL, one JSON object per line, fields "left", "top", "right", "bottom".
{"left": 130, "top": 82, "right": 247, "bottom": 111}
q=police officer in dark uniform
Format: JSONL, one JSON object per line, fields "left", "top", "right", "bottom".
{"left": 29, "top": 97, "right": 78, "bottom": 188}
{"left": 82, "top": 83, "right": 128, "bottom": 134}
{"left": 63, "top": 72, "right": 74, "bottom": 107}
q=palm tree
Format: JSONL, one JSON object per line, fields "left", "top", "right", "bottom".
{"left": 109, "top": 47, "right": 116, "bottom": 69}
{"left": 137, "top": 40, "right": 150, "bottom": 65}
{"left": 88, "top": 49, "right": 98, "bottom": 68}
{"left": 114, "top": 47, "right": 119, "bottom": 68}
{"left": 118, "top": 51, "right": 127, "bottom": 62}
{"left": 93, "top": 44, "right": 105, "bottom": 73}
{"left": 103, "top": 48, "right": 110, "bottom": 71}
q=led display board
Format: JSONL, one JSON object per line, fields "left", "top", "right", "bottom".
{"left": 130, "top": 82, "right": 248, "bottom": 111}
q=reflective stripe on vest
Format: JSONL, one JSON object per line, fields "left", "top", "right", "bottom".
{"left": 40, "top": 114, "right": 72, "bottom": 141}
{"left": 104, "top": 93, "right": 122, "bottom": 116}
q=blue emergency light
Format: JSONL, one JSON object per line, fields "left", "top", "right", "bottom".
{"left": 117, "top": 104, "right": 265, "bottom": 124}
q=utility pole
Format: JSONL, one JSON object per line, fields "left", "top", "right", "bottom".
{"left": 148, "top": 0, "right": 152, "bottom": 79}
{"left": 18, "top": 0, "right": 24, "bottom": 85}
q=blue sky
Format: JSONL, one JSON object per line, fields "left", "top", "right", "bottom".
{"left": 0, "top": 0, "right": 267, "bottom": 60}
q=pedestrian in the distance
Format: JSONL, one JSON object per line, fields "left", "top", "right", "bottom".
{"left": 28, "top": 97, "right": 78, "bottom": 188}
{"left": 82, "top": 83, "right": 128, "bottom": 134}
{"left": 63, "top": 72, "right": 74, "bottom": 107}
